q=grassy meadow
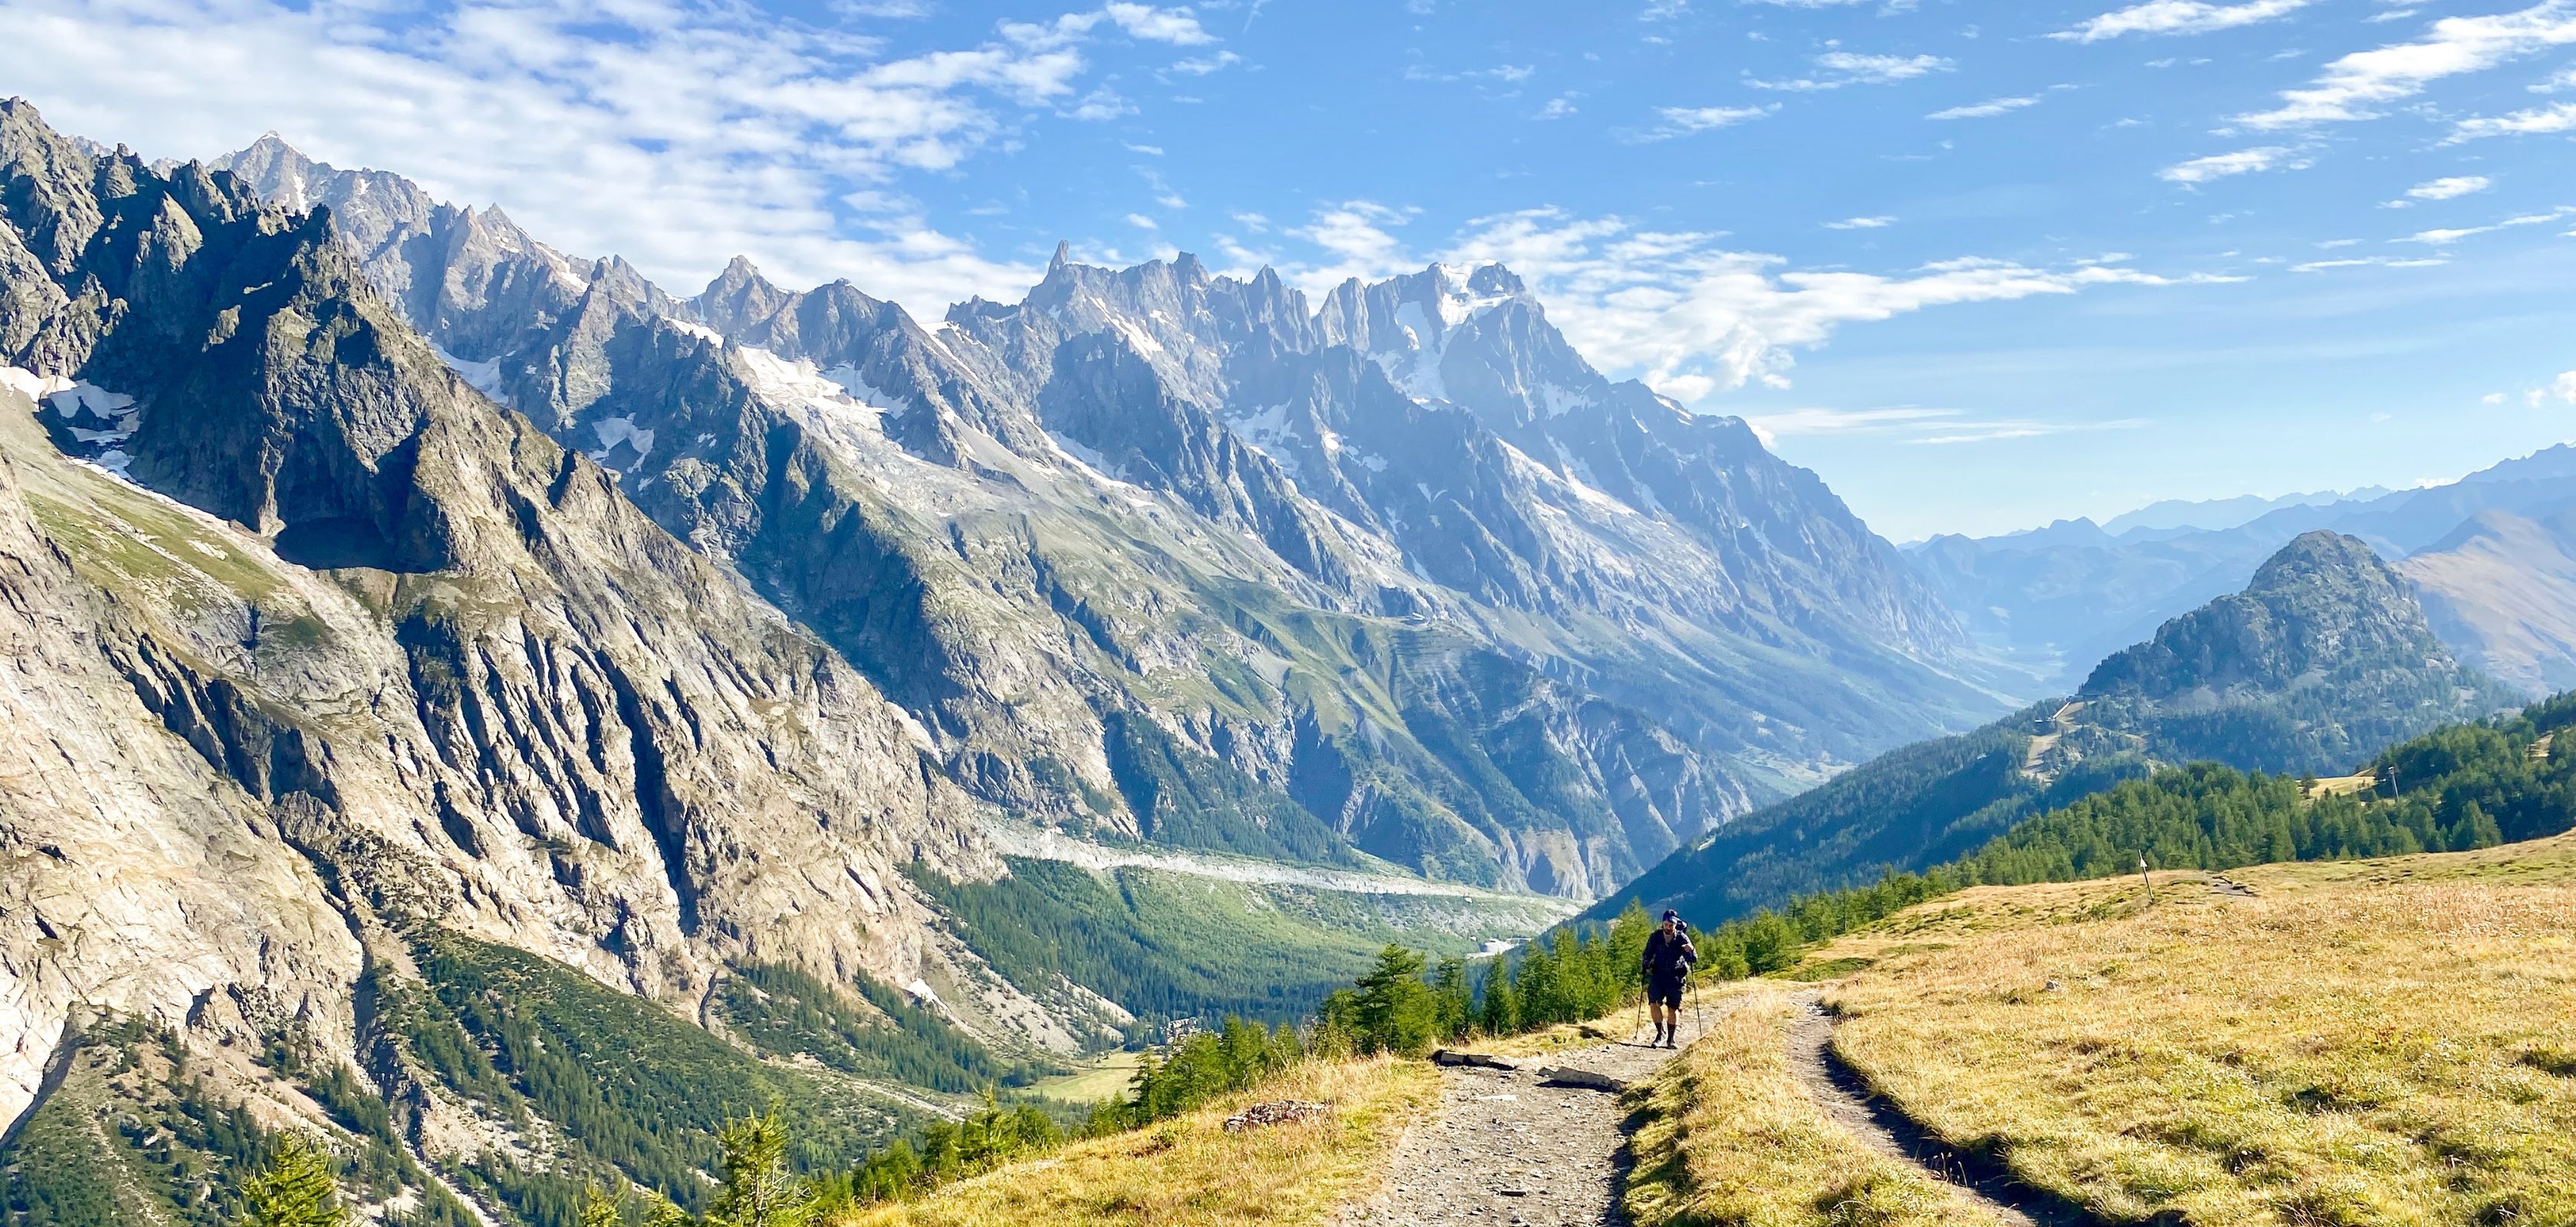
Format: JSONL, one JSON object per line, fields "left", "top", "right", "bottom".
{"left": 1622, "top": 987, "right": 2016, "bottom": 1227}
{"left": 845, "top": 1056, "right": 1434, "bottom": 1227}
{"left": 1814, "top": 834, "right": 2576, "bottom": 1225}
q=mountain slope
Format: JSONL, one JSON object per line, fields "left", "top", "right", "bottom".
{"left": 1587, "top": 530, "right": 2512, "bottom": 926}
{"left": 1912, "top": 458, "right": 2576, "bottom": 687}
{"left": 0, "top": 101, "right": 1599, "bottom": 1227}
{"left": 2396, "top": 507, "right": 2576, "bottom": 696}
{"left": 209, "top": 134, "right": 2015, "bottom": 900}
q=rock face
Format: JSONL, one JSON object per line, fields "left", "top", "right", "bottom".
{"left": 0, "top": 100, "right": 2002, "bottom": 1223}
{"left": 215, "top": 136, "right": 2014, "bottom": 902}
{"left": 1591, "top": 531, "right": 2513, "bottom": 928}
{"left": 0, "top": 98, "right": 1073, "bottom": 1147}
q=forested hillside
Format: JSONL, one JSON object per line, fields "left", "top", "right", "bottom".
{"left": 1667, "top": 689, "right": 2576, "bottom": 981}
{"left": 1585, "top": 531, "right": 2509, "bottom": 929}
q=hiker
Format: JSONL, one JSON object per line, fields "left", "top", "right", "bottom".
{"left": 1641, "top": 909, "right": 1697, "bottom": 1048}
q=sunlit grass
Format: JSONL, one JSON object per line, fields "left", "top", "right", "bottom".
{"left": 1821, "top": 834, "right": 2576, "bottom": 1225}
{"left": 841, "top": 1056, "right": 1434, "bottom": 1227}
{"left": 1623, "top": 987, "right": 2013, "bottom": 1227}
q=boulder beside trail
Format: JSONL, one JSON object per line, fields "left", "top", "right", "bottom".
{"left": 1536, "top": 1066, "right": 1629, "bottom": 1092}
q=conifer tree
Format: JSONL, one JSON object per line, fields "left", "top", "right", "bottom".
{"left": 707, "top": 1110, "right": 817, "bottom": 1227}
{"left": 1474, "top": 967, "right": 1517, "bottom": 1036}
{"left": 240, "top": 1135, "right": 345, "bottom": 1227}
{"left": 1430, "top": 957, "right": 1471, "bottom": 1041}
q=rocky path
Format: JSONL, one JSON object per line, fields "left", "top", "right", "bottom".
{"left": 1787, "top": 995, "right": 2095, "bottom": 1227}
{"left": 1342, "top": 1008, "right": 1722, "bottom": 1227}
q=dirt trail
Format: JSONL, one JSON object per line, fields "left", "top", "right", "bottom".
{"left": 1343, "top": 1005, "right": 1726, "bottom": 1227}
{"left": 1787, "top": 995, "right": 2097, "bottom": 1227}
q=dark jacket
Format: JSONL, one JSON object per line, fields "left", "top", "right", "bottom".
{"left": 1643, "top": 927, "right": 1697, "bottom": 982}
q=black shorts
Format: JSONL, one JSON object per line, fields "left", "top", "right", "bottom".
{"left": 1647, "top": 977, "right": 1684, "bottom": 1008}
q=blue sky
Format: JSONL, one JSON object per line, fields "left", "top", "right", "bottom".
{"left": 8, "top": 0, "right": 2576, "bottom": 538}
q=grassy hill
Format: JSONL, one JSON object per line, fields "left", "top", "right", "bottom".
{"left": 1625, "top": 835, "right": 2576, "bottom": 1226}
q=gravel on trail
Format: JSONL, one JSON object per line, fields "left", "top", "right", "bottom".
{"left": 1341, "top": 1007, "right": 1722, "bottom": 1227}
{"left": 1346, "top": 991, "right": 2095, "bottom": 1227}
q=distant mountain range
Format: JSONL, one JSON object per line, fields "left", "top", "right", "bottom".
{"left": 1910, "top": 446, "right": 2576, "bottom": 691}
{"left": 2094, "top": 485, "right": 2394, "bottom": 537}
{"left": 1586, "top": 529, "right": 2514, "bottom": 926}
{"left": 8, "top": 94, "right": 2575, "bottom": 1227}
{"left": 0, "top": 100, "right": 2039, "bottom": 1222}
{"left": 196, "top": 127, "right": 2014, "bottom": 901}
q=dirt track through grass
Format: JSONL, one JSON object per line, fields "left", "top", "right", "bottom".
{"left": 1789, "top": 996, "right": 2095, "bottom": 1227}
{"left": 1343, "top": 1007, "right": 1724, "bottom": 1226}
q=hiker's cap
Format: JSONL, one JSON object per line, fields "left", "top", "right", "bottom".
{"left": 1661, "top": 909, "right": 1679, "bottom": 923}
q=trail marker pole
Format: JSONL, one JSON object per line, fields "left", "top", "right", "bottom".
{"left": 2139, "top": 855, "right": 2155, "bottom": 906}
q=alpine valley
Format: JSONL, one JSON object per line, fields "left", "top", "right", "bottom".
{"left": 0, "top": 97, "right": 2563, "bottom": 1227}
{"left": 0, "top": 103, "right": 1999, "bottom": 1224}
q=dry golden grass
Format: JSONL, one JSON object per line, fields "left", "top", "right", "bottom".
{"left": 1027, "top": 1050, "right": 1146, "bottom": 1104}
{"left": 1623, "top": 987, "right": 2015, "bottom": 1227}
{"left": 843, "top": 1056, "right": 1436, "bottom": 1227}
{"left": 2305, "top": 771, "right": 2380, "bottom": 798}
{"left": 1820, "top": 834, "right": 2576, "bottom": 1225}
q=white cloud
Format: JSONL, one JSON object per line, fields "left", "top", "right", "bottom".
{"left": 2288, "top": 254, "right": 2451, "bottom": 271}
{"left": 1168, "top": 51, "right": 1243, "bottom": 75}
{"left": 1746, "top": 406, "right": 2148, "bottom": 446}
{"left": 1289, "top": 200, "right": 1421, "bottom": 289}
{"left": 2236, "top": 0, "right": 2576, "bottom": 129}
{"left": 1536, "top": 94, "right": 1580, "bottom": 119}
{"left": 1125, "top": 212, "right": 1159, "bottom": 229}
{"left": 2547, "top": 372, "right": 2576, "bottom": 403}
{"left": 1824, "top": 215, "right": 1898, "bottom": 229}
{"left": 2396, "top": 174, "right": 2495, "bottom": 202}
{"left": 2398, "top": 206, "right": 2576, "bottom": 243}
{"left": 0, "top": 0, "right": 1228, "bottom": 314}
{"left": 2052, "top": 0, "right": 2313, "bottom": 42}
{"left": 1749, "top": 52, "right": 1953, "bottom": 90}
{"left": 2159, "top": 145, "right": 2309, "bottom": 183}
{"left": 1631, "top": 104, "right": 1776, "bottom": 140}
{"left": 1743, "top": 406, "right": 1957, "bottom": 439}
{"left": 2446, "top": 99, "right": 2576, "bottom": 140}
{"left": 1263, "top": 207, "right": 2241, "bottom": 399}
{"left": 1926, "top": 94, "right": 2041, "bottom": 119}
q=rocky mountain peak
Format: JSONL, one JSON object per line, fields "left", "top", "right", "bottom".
{"left": 2082, "top": 530, "right": 2463, "bottom": 703}
{"left": 697, "top": 252, "right": 792, "bottom": 334}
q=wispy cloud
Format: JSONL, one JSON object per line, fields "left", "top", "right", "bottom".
{"left": 0, "top": 0, "right": 1227, "bottom": 313}
{"left": 1824, "top": 215, "right": 1898, "bottom": 229}
{"left": 2052, "top": 0, "right": 2314, "bottom": 43}
{"left": 1749, "top": 52, "right": 1953, "bottom": 90}
{"left": 2236, "top": 0, "right": 2576, "bottom": 129}
{"left": 1168, "top": 50, "right": 1244, "bottom": 75}
{"left": 2159, "top": 145, "right": 2309, "bottom": 183}
{"left": 2383, "top": 174, "right": 2492, "bottom": 206}
{"left": 2396, "top": 206, "right": 2576, "bottom": 244}
{"left": 1419, "top": 211, "right": 2238, "bottom": 399}
{"left": 1746, "top": 406, "right": 2151, "bottom": 446}
{"left": 1926, "top": 94, "right": 2041, "bottom": 119}
{"left": 1629, "top": 104, "right": 1776, "bottom": 140}
{"left": 2289, "top": 254, "right": 2451, "bottom": 271}
{"left": 2446, "top": 99, "right": 2576, "bottom": 140}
